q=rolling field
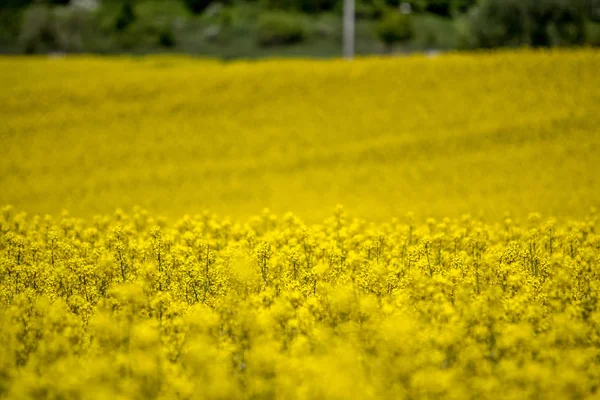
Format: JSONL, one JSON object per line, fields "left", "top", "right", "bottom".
{"left": 1, "top": 50, "right": 600, "bottom": 399}
{"left": 1, "top": 50, "right": 599, "bottom": 220}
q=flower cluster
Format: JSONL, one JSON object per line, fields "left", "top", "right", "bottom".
{"left": 1, "top": 205, "right": 599, "bottom": 399}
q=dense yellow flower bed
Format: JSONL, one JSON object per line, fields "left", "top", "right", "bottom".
{"left": 1, "top": 50, "right": 599, "bottom": 399}
{"left": 0, "top": 50, "right": 599, "bottom": 220}
{"left": 0, "top": 205, "right": 599, "bottom": 399}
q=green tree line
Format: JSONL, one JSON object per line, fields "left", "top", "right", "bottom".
{"left": 0, "top": 0, "right": 598, "bottom": 55}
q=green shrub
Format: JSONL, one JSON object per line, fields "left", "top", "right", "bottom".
{"left": 412, "top": 13, "right": 458, "bottom": 49}
{"left": 592, "top": 1, "right": 600, "bottom": 22}
{"left": 585, "top": 20, "right": 600, "bottom": 46}
{"left": 454, "top": 12, "right": 476, "bottom": 49}
{"left": 257, "top": 11, "right": 306, "bottom": 46}
{"left": 465, "top": 0, "right": 529, "bottom": 48}
{"left": 19, "top": 4, "right": 57, "bottom": 53}
{"left": 375, "top": 10, "right": 414, "bottom": 50}
{"left": 114, "top": 17, "right": 165, "bottom": 50}
{"left": 466, "top": 0, "right": 587, "bottom": 48}
{"left": 103, "top": 1, "right": 183, "bottom": 52}
{"left": 54, "top": 5, "right": 92, "bottom": 51}
{"left": 530, "top": 0, "right": 586, "bottom": 46}
{"left": 0, "top": 9, "right": 23, "bottom": 43}
{"left": 158, "top": 26, "right": 176, "bottom": 48}
{"left": 115, "top": 0, "right": 136, "bottom": 32}
{"left": 18, "top": 3, "right": 91, "bottom": 53}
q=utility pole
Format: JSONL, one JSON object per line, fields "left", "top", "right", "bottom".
{"left": 343, "top": 0, "right": 355, "bottom": 59}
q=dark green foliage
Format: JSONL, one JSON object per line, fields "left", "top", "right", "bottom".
{"left": 53, "top": 5, "right": 91, "bottom": 51}
{"left": 425, "top": 3, "right": 451, "bottom": 17}
{"left": 261, "top": 0, "right": 337, "bottom": 14}
{"left": 527, "top": 0, "right": 586, "bottom": 46}
{"left": 0, "top": 9, "right": 23, "bottom": 43}
{"left": 0, "top": 0, "right": 32, "bottom": 8}
{"left": 158, "top": 26, "right": 176, "bottom": 48}
{"left": 2, "top": 0, "right": 598, "bottom": 55}
{"left": 354, "top": 0, "right": 384, "bottom": 19}
{"left": 466, "top": 0, "right": 529, "bottom": 47}
{"left": 299, "top": 0, "right": 338, "bottom": 13}
{"left": 592, "top": 0, "right": 600, "bottom": 22}
{"left": 453, "top": 0, "right": 477, "bottom": 13}
{"left": 412, "top": 13, "right": 457, "bottom": 48}
{"left": 0, "top": 0, "right": 71, "bottom": 8}
{"left": 183, "top": 0, "right": 215, "bottom": 14}
{"left": 467, "top": 0, "right": 588, "bottom": 48}
{"left": 19, "top": 4, "right": 57, "bottom": 53}
{"left": 18, "top": 3, "right": 91, "bottom": 53}
{"left": 115, "top": 0, "right": 136, "bottom": 32}
{"left": 257, "top": 11, "right": 306, "bottom": 46}
{"left": 375, "top": 10, "right": 413, "bottom": 50}
{"left": 404, "top": 0, "right": 478, "bottom": 17}
{"left": 585, "top": 20, "right": 600, "bottom": 45}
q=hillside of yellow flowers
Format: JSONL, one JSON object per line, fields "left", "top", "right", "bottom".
{"left": 1, "top": 205, "right": 599, "bottom": 399}
{"left": 1, "top": 49, "right": 599, "bottom": 220}
{"left": 1, "top": 50, "right": 599, "bottom": 399}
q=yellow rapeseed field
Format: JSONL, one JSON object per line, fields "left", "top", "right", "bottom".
{"left": 1, "top": 49, "right": 600, "bottom": 399}
{"left": 0, "top": 49, "right": 599, "bottom": 220}
{"left": 1, "top": 206, "right": 599, "bottom": 399}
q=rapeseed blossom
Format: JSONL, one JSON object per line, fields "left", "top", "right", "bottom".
{"left": 1, "top": 206, "right": 599, "bottom": 399}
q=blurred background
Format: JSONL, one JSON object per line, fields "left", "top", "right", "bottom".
{"left": 0, "top": 0, "right": 598, "bottom": 58}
